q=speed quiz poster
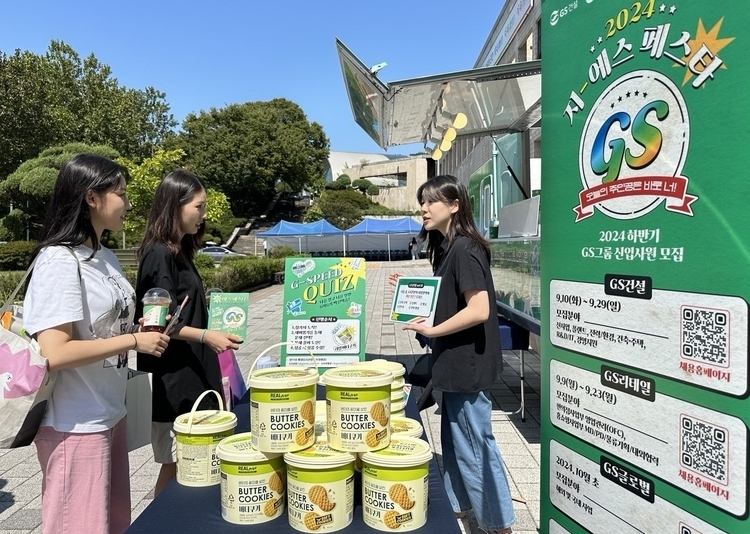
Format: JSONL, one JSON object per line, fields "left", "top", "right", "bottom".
{"left": 541, "top": 1, "right": 748, "bottom": 533}
{"left": 281, "top": 257, "right": 366, "bottom": 368}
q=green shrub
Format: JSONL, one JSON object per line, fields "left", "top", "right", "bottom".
{"left": 194, "top": 253, "right": 216, "bottom": 270}
{"left": 122, "top": 268, "right": 138, "bottom": 289}
{"left": 268, "top": 245, "right": 295, "bottom": 259}
{"left": 221, "top": 255, "right": 253, "bottom": 264}
{"left": 0, "top": 271, "right": 26, "bottom": 303}
{"left": 0, "top": 241, "right": 36, "bottom": 270}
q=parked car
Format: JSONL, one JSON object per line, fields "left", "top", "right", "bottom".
{"left": 198, "top": 246, "right": 246, "bottom": 263}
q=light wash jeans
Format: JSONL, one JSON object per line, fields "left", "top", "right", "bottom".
{"left": 440, "top": 390, "right": 515, "bottom": 532}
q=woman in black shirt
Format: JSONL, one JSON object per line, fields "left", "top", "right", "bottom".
{"left": 136, "top": 170, "right": 241, "bottom": 496}
{"left": 389, "top": 175, "right": 514, "bottom": 534}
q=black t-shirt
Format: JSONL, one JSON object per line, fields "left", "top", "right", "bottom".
{"left": 431, "top": 236, "right": 501, "bottom": 393}
{"left": 135, "top": 243, "right": 221, "bottom": 421}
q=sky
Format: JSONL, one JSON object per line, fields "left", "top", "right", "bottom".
{"left": 0, "top": 0, "right": 505, "bottom": 156}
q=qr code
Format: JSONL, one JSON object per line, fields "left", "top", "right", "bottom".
{"left": 680, "top": 415, "right": 727, "bottom": 484}
{"left": 680, "top": 306, "right": 728, "bottom": 366}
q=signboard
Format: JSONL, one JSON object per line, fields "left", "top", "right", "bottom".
{"left": 390, "top": 276, "right": 442, "bottom": 327}
{"left": 541, "top": 1, "right": 748, "bottom": 533}
{"left": 208, "top": 293, "right": 249, "bottom": 339}
{"left": 281, "top": 257, "right": 366, "bottom": 368}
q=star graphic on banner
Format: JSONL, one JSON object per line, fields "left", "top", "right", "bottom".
{"left": 659, "top": 4, "right": 666, "bottom": 13}
{"left": 618, "top": 96, "right": 623, "bottom": 102}
{"left": 669, "top": 5, "right": 677, "bottom": 14}
{"left": 634, "top": 90, "right": 639, "bottom": 96}
{"left": 678, "top": 17, "right": 735, "bottom": 86}
{"left": 643, "top": 92, "right": 648, "bottom": 98}
{"left": 597, "top": 36, "right": 603, "bottom": 44}
{"left": 590, "top": 45, "right": 595, "bottom": 53}
{"left": 626, "top": 91, "right": 631, "bottom": 97}
{"left": 331, "top": 258, "right": 366, "bottom": 289}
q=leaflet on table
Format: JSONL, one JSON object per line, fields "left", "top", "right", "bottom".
{"left": 390, "top": 276, "right": 442, "bottom": 326}
{"left": 208, "top": 293, "right": 249, "bottom": 339}
{"left": 550, "top": 359, "right": 747, "bottom": 516}
{"left": 549, "top": 440, "right": 728, "bottom": 534}
{"left": 549, "top": 279, "right": 748, "bottom": 396}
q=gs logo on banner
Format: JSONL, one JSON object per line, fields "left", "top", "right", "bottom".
{"left": 573, "top": 71, "right": 698, "bottom": 221}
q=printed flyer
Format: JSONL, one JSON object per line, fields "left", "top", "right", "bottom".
{"left": 281, "top": 257, "right": 366, "bottom": 368}
{"left": 541, "top": 1, "right": 748, "bottom": 533}
{"left": 390, "top": 276, "right": 442, "bottom": 327}
{"left": 208, "top": 293, "right": 249, "bottom": 339}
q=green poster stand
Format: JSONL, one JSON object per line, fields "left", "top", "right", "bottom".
{"left": 541, "top": 1, "right": 748, "bottom": 533}
{"left": 280, "top": 257, "right": 367, "bottom": 369}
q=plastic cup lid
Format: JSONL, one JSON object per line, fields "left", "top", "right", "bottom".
{"left": 217, "top": 432, "right": 282, "bottom": 463}
{"left": 322, "top": 367, "right": 393, "bottom": 388}
{"left": 284, "top": 440, "right": 356, "bottom": 469}
{"left": 360, "top": 436, "right": 433, "bottom": 466}
{"left": 249, "top": 367, "right": 320, "bottom": 389}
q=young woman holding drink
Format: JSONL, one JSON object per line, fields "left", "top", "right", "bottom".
{"left": 135, "top": 170, "right": 241, "bottom": 495}
{"left": 24, "top": 154, "right": 169, "bottom": 534}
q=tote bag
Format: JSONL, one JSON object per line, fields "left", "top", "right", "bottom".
{"left": 0, "top": 259, "right": 57, "bottom": 448}
{"left": 126, "top": 369, "right": 152, "bottom": 451}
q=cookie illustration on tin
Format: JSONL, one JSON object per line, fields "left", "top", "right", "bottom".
{"left": 370, "top": 401, "right": 388, "bottom": 426}
{"left": 308, "top": 484, "right": 335, "bottom": 512}
{"left": 388, "top": 483, "right": 414, "bottom": 510}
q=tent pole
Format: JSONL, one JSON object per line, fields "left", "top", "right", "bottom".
{"left": 387, "top": 234, "right": 391, "bottom": 262}
{"left": 298, "top": 236, "right": 302, "bottom": 253}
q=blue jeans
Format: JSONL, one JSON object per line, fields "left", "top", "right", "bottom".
{"left": 440, "top": 390, "right": 515, "bottom": 531}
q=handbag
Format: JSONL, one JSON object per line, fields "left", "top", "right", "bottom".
{"left": 0, "top": 258, "right": 57, "bottom": 448}
{"left": 126, "top": 369, "right": 153, "bottom": 451}
{"left": 408, "top": 352, "right": 436, "bottom": 411}
{"left": 218, "top": 349, "right": 247, "bottom": 410}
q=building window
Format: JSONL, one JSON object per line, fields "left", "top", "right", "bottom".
{"left": 536, "top": 19, "right": 542, "bottom": 60}
{"left": 364, "top": 173, "right": 407, "bottom": 187}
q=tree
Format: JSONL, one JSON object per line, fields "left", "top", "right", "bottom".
{"left": 303, "top": 189, "right": 379, "bottom": 229}
{"left": 118, "top": 148, "right": 232, "bottom": 242}
{"left": 367, "top": 184, "right": 380, "bottom": 197}
{"left": 176, "top": 98, "right": 329, "bottom": 215}
{"left": 0, "top": 143, "right": 120, "bottom": 239}
{"left": 352, "top": 179, "right": 372, "bottom": 194}
{"left": 0, "top": 41, "right": 176, "bottom": 180}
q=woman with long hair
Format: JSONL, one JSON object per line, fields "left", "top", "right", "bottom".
{"left": 389, "top": 175, "right": 515, "bottom": 534}
{"left": 24, "top": 153, "right": 169, "bottom": 534}
{"left": 135, "top": 170, "right": 241, "bottom": 495}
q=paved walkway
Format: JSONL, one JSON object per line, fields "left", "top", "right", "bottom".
{"left": 0, "top": 259, "right": 541, "bottom": 533}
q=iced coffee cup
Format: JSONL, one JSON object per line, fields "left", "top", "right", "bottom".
{"left": 142, "top": 288, "right": 171, "bottom": 333}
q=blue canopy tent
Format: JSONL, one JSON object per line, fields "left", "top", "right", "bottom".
{"left": 344, "top": 217, "right": 422, "bottom": 261}
{"left": 256, "top": 220, "right": 345, "bottom": 254}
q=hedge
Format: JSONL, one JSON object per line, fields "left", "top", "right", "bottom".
{"left": 2, "top": 257, "right": 287, "bottom": 304}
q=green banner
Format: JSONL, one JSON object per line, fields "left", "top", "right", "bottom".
{"left": 541, "top": 1, "right": 748, "bottom": 533}
{"left": 281, "top": 257, "right": 366, "bottom": 368}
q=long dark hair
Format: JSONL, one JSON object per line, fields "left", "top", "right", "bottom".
{"left": 32, "top": 153, "right": 130, "bottom": 262}
{"left": 417, "top": 174, "right": 489, "bottom": 268}
{"left": 138, "top": 169, "right": 206, "bottom": 264}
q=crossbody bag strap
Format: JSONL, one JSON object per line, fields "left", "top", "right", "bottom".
{"left": 0, "top": 246, "right": 82, "bottom": 316}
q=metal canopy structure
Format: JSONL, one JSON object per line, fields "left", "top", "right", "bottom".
{"left": 336, "top": 38, "right": 541, "bottom": 150}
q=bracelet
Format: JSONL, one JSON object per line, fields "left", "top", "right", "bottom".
{"left": 130, "top": 333, "right": 138, "bottom": 351}
{"left": 199, "top": 329, "right": 207, "bottom": 343}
